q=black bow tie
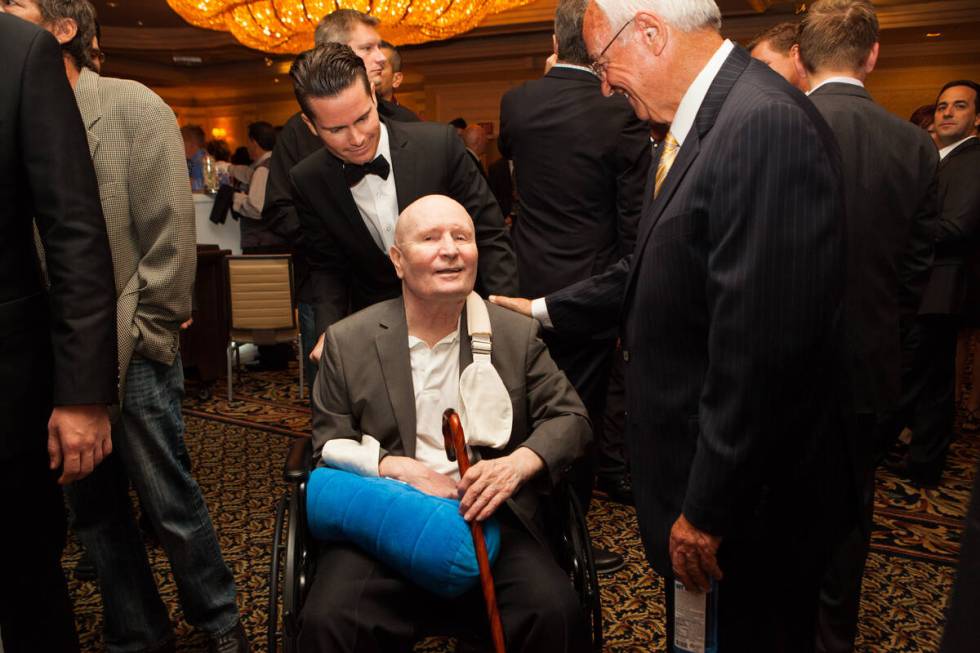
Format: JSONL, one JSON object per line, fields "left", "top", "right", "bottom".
{"left": 343, "top": 154, "right": 390, "bottom": 187}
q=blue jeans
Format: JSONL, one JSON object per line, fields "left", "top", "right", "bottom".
{"left": 66, "top": 355, "right": 239, "bottom": 652}
{"left": 298, "top": 302, "right": 317, "bottom": 390}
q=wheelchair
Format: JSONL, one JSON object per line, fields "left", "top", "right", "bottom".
{"left": 268, "top": 437, "right": 603, "bottom": 652}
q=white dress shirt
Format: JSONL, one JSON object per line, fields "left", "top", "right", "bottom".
{"left": 939, "top": 135, "right": 978, "bottom": 161}
{"left": 408, "top": 326, "right": 468, "bottom": 479}
{"left": 807, "top": 75, "right": 864, "bottom": 96}
{"left": 350, "top": 123, "right": 400, "bottom": 253}
{"left": 531, "top": 39, "right": 735, "bottom": 327}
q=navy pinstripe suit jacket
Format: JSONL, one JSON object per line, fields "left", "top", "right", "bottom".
{"left": 547, "top": 46, "right": 854, "bottom": 576}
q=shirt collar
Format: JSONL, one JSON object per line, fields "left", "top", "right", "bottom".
{"left": 807, "top": 75, "right": 865, "bottom": 96}
{"left": 670, "top": 39, "right": 734, "bottom": 147}
{"left": 375, "top": 121, "right": 392, "bottom": 164}
{"left": 408, "top": 323, "right": 460, "bottom": 350}
{"left": 551, "top": 62, "right": 598, "bottom": 77}
{"left": 939, "top": 135, "right": 978, "bottom": 161}
{"left": 255, "top": 151, "right": 272, "bottom": 164}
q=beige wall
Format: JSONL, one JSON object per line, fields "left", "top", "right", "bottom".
{"left": 164, "top": 59, "right": 980, "bottom": 152}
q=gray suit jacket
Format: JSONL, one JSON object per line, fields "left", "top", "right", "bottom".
{"left": 73, "top": 68, "right": 196, "bottom": 394}
{"left": 312, "top": 296, "right": 591, "bottom": 544}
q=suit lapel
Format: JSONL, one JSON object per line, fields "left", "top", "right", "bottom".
{"left": 321, "top": 153, "right": 379, "bottom": 251}
{"left": 386, "top": 121, "right": 416, "bottom": 210}
{"left": 73, "top": 69, "right": 102, "bottom": 159}
{"left": 374, "top": 298, "right": 418, "bottom": 458}
{"left": 940, "top": 137, "right": 979, "bottom": 171}
{"left": 625, "top": 46, "right": 751, "bottom": 303}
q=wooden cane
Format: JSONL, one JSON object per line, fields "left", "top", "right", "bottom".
{"left": 442, "top": 408, "right": 506, "bottom": 653}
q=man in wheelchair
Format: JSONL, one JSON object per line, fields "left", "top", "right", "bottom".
{"left": 301, "top": 195, "right": 592, "bottom": 652}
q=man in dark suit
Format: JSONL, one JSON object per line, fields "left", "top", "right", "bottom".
{"left": 300, "top": 195, "right": 590, "bottom": 651}
{"left": 288, "top": 44, "right": 518, "bottom": 360}
{"left": 0, "top": 13, "right": 117, "bottom": 652}
{"left": 884, "top": 79, "right": 980, "bottom": 486}
{"left": 494, "top": 0, "right": 851, "bottom": 647}
{"left": 263, "top": 8, "right": 420, "bottom": 381}
{"left": 498, "top": 0, "right": 650, "bottom": 514}
{"left": 793, "top": 2, "right": 939, "bottom": 651}
{"left": 461, "top": 124, "right": 489, "bottom": 179}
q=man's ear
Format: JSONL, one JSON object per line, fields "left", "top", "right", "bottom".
{"left": 392, "top": 72, "right": 403, "bottom": 90}
{"left": 791, "top": 45, "right": 810, "bottom": 92}
{"left": 389, "top": 245, "right": 405, "bottom": 280}
{"left": 50, "top": 17, "right": 78, "bottom": 46}
{"left": 552, "top": 33, "right": 559, "bottom": 57}
{"left": 863, "top": 42, "right": 880, "bottom": 76}
{"left": 301, "top": 113, "right": 318, "bottom": 137}
{"left": 634, "top": 12, "right": 667, "bottom": 56}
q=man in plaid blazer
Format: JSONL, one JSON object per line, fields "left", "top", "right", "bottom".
{"left": 0, "top": 1, "right": 248, "bottom": 651}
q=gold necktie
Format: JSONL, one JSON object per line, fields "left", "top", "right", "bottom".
{"left": 654, "top": 132, "right": 679, "bottom": 199}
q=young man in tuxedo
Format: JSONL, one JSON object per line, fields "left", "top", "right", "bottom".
{"left": 794, "top": 2, "right": 940, "bottom": 651}
{"left": 288, "top": 44, "right": 518, "bottom": 360}
{"left": 263, "top": 8, "right": 420, "bottom": 378}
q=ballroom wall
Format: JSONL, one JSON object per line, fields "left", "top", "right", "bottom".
{"left": 168, "top": 55, "right": 980, "bottom": 154}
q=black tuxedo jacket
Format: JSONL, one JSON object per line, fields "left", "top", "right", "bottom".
{"left": 291, "top": 120, "right": 519, "bottom": 332}
{"left": 499, "top": 66, "right": 650, "bottom": 301}
{"left": 0, "top": 16, "right": 117, "bottom": 459}
{"left": 919, "top": 137, "right": 980, "bottom": 323}
{"left": 547, "top": 47, "right": 853, "bottom": 575}
{"left": 809, "top": 83, "right": 938, "bottom": 416}
{"left": 262, "top": 96, "right": 419, "bottom": 303}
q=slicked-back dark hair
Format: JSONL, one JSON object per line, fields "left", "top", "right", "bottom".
{"left": 247, "top": 121, "right": 278, "bottom": 151}
{"left": 37, "top": 0, "right": 98, "bottom": 71}
{"left": 936, "top": 80, "right": 980, "bottom": 112}
{"left": 290, "top": 43, "right": 373, "bottom": 120}
{"left": 747, "top": 22, "right": 799, "bottom": 54}
{"left": 554, "top": 0, "right": 589, "bottom": 66}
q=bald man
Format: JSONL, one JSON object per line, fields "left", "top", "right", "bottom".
{"left": 462, "top": 124, "right": 489, "bottom": 178}
{"left": 300, "top": 195, "right": 591, "bottom": 652}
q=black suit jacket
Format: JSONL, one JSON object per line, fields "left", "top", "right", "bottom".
{"left": 291, "top": 120, "right": 519, "bottom": 333}
{"left": 0, "top": 16, "right": 117, "bottom": 459}
{"left": 262, "top": 96, "right": 419, "bottom": 303}
{"left": 547, "top": 47, "right": 852, "bottom": 575}
{"left": 919, "top": 137, "right": 980, "bottom": 323}
{"left": 809, "top": 83, "right": 938, "bottom": 416}
{"left": 499, "top": 66, "right": 650, "bottom": 301}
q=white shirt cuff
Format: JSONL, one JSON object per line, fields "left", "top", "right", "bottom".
{"left": 320, "top": 435, "right": 381, "bottom": 477}
{"left": 530, "top": 297, "right": 553, "bottom": 329}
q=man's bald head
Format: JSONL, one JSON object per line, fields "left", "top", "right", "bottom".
{"left": 394, "top": 195, "right": 473, "bottom": 245}
{"left": 462, "top": 125, "right": 488, "bottom": 156}
{"left": 391, "top": 195, "right": 478, "bottom": 303}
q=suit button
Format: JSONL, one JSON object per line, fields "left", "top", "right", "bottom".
{"left": 622, "top": 349, "right": 630, "bottom": 363}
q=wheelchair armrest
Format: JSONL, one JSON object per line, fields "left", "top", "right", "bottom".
{"left": 284, "top": 437, "right": 314, "bottom": 484}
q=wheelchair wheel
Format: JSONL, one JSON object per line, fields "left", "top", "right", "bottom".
{"left": 282, "top": 479, "right": 315, "bottom": 653}
{"left": 268, "top": 495, "right": 288, "bottom": 653}
{"left": 566, "top": 492, "right": 603, "bottom": 652}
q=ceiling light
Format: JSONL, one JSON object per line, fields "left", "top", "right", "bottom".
{"left": 166, "top": 0, "right": 536, "bottom": 52}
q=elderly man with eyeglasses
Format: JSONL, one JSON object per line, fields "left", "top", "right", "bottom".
{"left": 492, "top": 0, "right": 853, "bottom": 649}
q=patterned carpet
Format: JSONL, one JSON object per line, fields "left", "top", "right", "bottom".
{"left": 63, "top": 365, "right": 979, "bottom": 652}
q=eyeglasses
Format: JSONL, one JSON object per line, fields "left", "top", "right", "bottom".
{"left": 590, "top": 17, "right": 633, "bottom": 79}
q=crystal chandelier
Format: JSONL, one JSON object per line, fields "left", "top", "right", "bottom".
{"left": 166, "top": 0, "right": 536, "bottom": 52}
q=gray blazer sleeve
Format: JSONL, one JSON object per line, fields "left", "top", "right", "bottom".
{"left": 517, "top": 319, "right": 591, "bottom": 487}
